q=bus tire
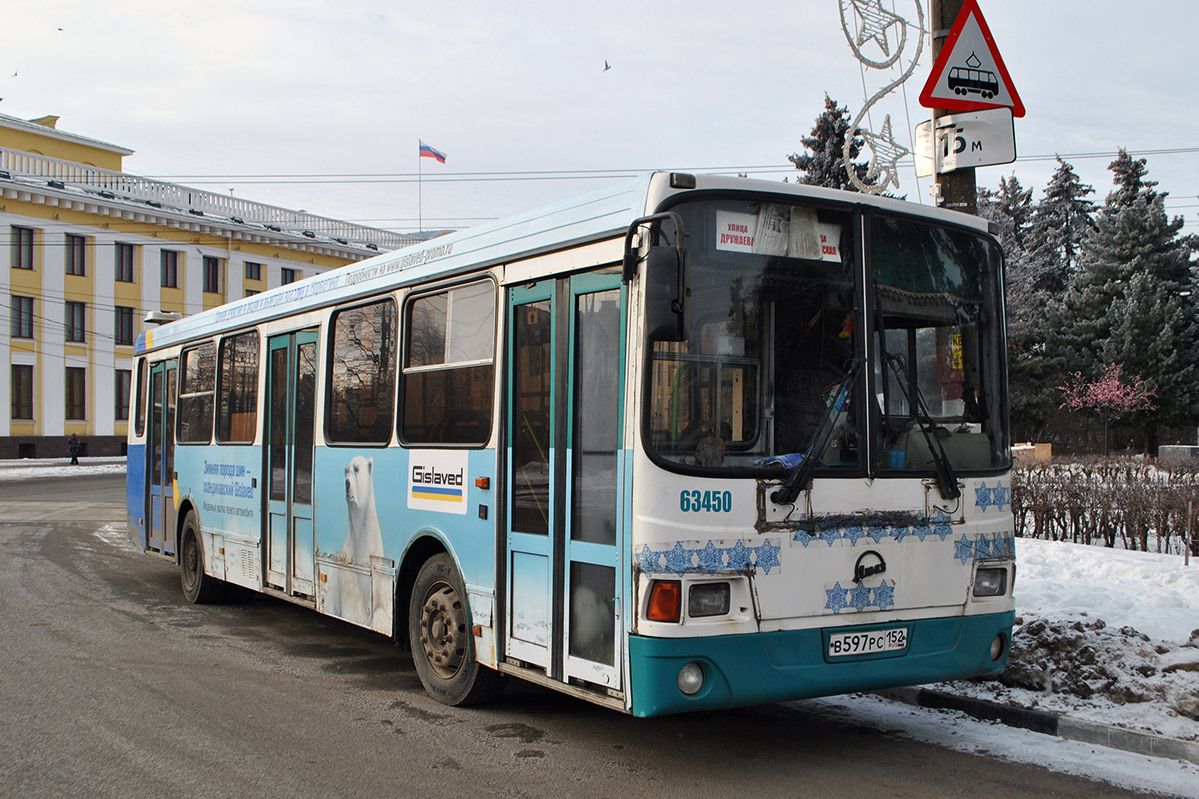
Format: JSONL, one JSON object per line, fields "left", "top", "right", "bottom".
{"left": 180, "top": 511, "right": 227, "bottom": 604}
{"left": 409, "top": 553, "right": 506, "bottom": 706}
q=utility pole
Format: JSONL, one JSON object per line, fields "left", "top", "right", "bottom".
{"left": 930, "top": 0, "right": 977, "bottom": 215}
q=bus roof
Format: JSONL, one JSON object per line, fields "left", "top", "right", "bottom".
{"left": 136, "top": 172, "right": 992, "bottom": 354}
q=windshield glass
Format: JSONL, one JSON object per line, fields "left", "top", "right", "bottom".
{"left": 871, "top": 215, "right": 1009, "bottom": 472}
{"left": 643, "top": 197, "right": 1009, "bottom": 477}
{"left": 647, "top": 199, "right": 860, "bottom": 472}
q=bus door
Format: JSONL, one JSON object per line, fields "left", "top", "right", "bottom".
{"left": 506, "top": 272, "right": 626, "bottom": 691}
{"left": 265, "top": 330, "right": 318, "bottom": 597}
{"left": 147, "top": 359, "right": 177, "bottom": 556}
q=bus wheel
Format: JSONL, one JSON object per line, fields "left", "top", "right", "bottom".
{"left": 180, "top": 511, "right": 227, "bottom": 604}
{"left": 409, "top": 553, "right": 506, "bottom": 706}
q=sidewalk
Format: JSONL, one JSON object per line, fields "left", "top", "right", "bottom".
{"left": 877, "top": 686, "right": 1199, "bottom": 766}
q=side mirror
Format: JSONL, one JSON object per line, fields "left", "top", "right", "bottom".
{"left": 622, "top": 212, "right": 689, "bottom": 342}
{"left": 644, "top": 245, "right": 688, "bottom": 341}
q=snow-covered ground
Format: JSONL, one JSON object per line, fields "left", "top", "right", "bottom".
{"left": 7, "top": 458, "right": 1199, "bottom": 796}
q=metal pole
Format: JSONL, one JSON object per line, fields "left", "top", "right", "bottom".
{"left": 929, "top": 0, "right": 977, "bottom": 214}
{"left": 1187, "top": 498, "right": 1193, "bottom": 566}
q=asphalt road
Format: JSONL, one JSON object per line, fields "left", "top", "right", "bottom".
{"left": 0, "top": 472, "right": 1148, "bottom": 798}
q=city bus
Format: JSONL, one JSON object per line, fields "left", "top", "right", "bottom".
{"left": 126, "top": 172, "right": 1015, "bottom": 717}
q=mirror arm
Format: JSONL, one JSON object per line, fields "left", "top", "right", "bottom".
{"left": 622, "top": 211, "right": 687, "bottom": 284}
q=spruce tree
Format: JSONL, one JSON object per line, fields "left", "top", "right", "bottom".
{"left": 1053, "top": 149, "right": 1199, "bottom": 450}
{"left": 1026, "top": 157, "right": 1095, "bottom": 298}
{"left": 788, "top": 94, "right": 867, "bottom": 191}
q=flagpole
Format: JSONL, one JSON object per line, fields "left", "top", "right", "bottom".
{"left": 417, "top": 139, "right": 423, "bottom": 234}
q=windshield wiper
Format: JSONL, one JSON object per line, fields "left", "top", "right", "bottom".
{"left": 883, "top": 354, "right": 961, "bottom": 500}
{"left": 771, "top": 359, "right": 860, "bottom": 506}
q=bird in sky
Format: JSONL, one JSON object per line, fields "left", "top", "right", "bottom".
{"left": 603, "top": 60, "right": 611, "bottom": 72}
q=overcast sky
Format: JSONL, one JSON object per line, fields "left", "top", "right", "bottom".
{"left": 2, "top": 1, "right": 1195, "bottom": 236}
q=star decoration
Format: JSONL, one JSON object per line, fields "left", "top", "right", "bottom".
{"left": 825, "top": 582, "right": 850, "bottom": 614}
{"left": 872, "top": 580, "right": 896, "bottom": 610}
{"left": 848, "top": 582, "right": 874, "bottom": 612}
{"left": 852, "top": 0, "right": 903, "bottom": 57}
{"left": 975, "top": 482, "right": 996, "bottom": 511}
{"left": 862, "top": 115, "right": 908, "bottom": 193}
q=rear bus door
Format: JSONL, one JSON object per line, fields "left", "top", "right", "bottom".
{"left": 147, "top": 359, "right": 177, "bottom": 556}
{"left": 265, "top": 329, "right": 319, "bottom": 597}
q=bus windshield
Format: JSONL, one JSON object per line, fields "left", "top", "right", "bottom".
{"left": 645, "top": 197, "right": 1009, "bottom": 476}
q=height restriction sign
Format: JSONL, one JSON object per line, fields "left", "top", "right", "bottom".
{"left": 919, "top": 0, "right": 1024, "bottom": 118}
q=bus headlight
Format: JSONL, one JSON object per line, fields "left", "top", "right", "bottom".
{"left": 973, "top": 567, "right": 1008, "bottom": 597}
{"left": 688, "top": 583, "right": 731, "bottom": 617}
{"left": 990, "top": 634, "right": 1007, "bottom": 662}
{"left": 677, "top": 662, "right": 705, "bottom": 695}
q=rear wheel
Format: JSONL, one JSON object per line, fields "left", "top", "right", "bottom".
{"left": 180, "top": 511, "right": 227, "bottom": 604}
{"left": 409, "top": 553, "right": 506, "bottom": 706}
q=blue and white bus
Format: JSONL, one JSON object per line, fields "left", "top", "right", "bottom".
{"left": 126, "top": 172, "right": 1015, "bottom": 716}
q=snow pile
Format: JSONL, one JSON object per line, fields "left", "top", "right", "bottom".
{"left": 939, "top": 537, "right": 1199, "bottom": 741}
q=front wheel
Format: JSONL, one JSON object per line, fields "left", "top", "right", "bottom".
{"left": 180, "top": 511, "right": 227, "bottom": 604}
{"left": 409, "top": 553, "right": 506, "bottom": 706}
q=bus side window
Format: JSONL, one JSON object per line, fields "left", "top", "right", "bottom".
{"left": 178, "top": 343, "right": 217, "bottom": 444}
{"left": 327, "top": 299, "right": 398, "bottom": 444}
{"left": 134, "top": 357, "right": 148, "bottom": 438}
{"left": 216, "top": 331, "right": 260, "bottom": 444}
{"left": 401, "top": 281, "right": 495, "bottom": 446}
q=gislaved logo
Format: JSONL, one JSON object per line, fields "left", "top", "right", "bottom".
{"left": 408, "top": 451, "right": 469, "bottom": 515}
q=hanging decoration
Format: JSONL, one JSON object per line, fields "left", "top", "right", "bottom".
{"left": 838, "top": 0, "right": 925, "bottom": 194}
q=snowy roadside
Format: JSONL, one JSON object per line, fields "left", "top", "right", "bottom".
{"left": 935, "top": 537, "right": 1199, "bottom": 743}
{"left": 8, "top": 459, "right": 1199, "bottom": 796}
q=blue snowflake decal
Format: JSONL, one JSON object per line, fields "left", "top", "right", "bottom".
{"left": 825, "top": 581, "right": 850, "bottom": 613}
{"left": 637, "top": 538, "right": 783, "bottom": 577}
{"left": 954, "top": 533, "right": 977, "bottom": 564}
{"left": 975, "top": 481, "right": 1012, "bottom": 513}
{"left": 848, "top": 582, "right": 874, "bottom": 612}
{"left": 872, "top": 580, "right": 896, "bottom": 610}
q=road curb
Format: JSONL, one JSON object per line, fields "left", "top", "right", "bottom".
{"left": 874, "top": 686, "right": 1199, "bottom": 766}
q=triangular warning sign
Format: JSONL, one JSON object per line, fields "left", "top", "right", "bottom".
{"left": 919, "top": 0, "right": 1024, "bottom": 118}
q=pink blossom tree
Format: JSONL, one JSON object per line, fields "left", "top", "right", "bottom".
{"left": 1058, "top": 363, "right": 1157, "bottom": 456}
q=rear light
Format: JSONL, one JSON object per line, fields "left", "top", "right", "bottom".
{"left": 688, "top": 582, "right": 731, "bottom": 617}
{"left": 646, "top": 580, "right": 681, "bottom": 622}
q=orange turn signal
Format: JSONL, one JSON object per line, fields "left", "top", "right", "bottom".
{"left": 646, "top": 580, "right": 682, "bottom": 622}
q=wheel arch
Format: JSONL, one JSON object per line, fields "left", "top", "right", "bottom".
{"left": 174, "top": 497, "right": 199, "bottom": 563}
{"left": 395, "top": 533, "right": 451, "bottom": 646}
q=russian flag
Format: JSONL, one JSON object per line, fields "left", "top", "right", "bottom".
{"left": 419, "top": 141, "right": 446, "bottom": 163}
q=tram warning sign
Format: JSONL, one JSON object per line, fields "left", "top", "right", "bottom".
{"left": 919, "top": 0, "right": 1024, "bottom": 118}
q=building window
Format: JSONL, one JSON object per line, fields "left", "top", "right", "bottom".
{"left": 65, "top": 367, "right": 87, "bottom": 420}
{"left": 115, "top": 369, "right": 132, "bottom": 421}
{"left": 115, "top": 306, "right": 135, "bottom": 346}
{"left": 65, "top": 301, "right": 86, "bottom": 343}
{"left": 115, "top": 243, "right": 135, "bottom": 282}
{"left": 66, "top": 234, "right": 87, "bottom": 276}
{"left": 161, "top": 249, "right": 180, "bottom": 288}
{"left": 280, "top": 267, "right": 299, "bottom": 285}
{"left": 244, "top": 261, "right": 262, "bottom": 281}
{"left": 11, "top": 295, "right": 34, "bottom": 339}
{"left": 12, "top": 365, "right": 34, "bottom": 420}
{"left": 11, "top": 226, "right": 34, "bottom": 270}
{"left": 244, "top": 290, "right": 259, "bottom": 298}
{"left": 203, "top": 256, "right": 223, "bottom": 294}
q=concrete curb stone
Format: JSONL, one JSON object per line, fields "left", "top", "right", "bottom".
{"left": 875, "top": 686, "right": 1199, "bottom": 766}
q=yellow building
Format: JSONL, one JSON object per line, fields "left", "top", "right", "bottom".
{"left": 2, "top": 113, "right": 415, "bottom": 459}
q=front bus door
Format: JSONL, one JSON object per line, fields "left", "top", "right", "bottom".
{"left": 506, "top": 271, "right": 626, "bottom": 691}
{"left": 147, "top": 359, "right": 177, "bottom": 556}
{"left": 265, "top": 330, "right": 318, "bottom": 597}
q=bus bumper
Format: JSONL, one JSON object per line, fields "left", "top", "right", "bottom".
{"left": 627, "top": 610, "right": 1015, "bottom": 717}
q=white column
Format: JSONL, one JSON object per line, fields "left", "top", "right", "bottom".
{"left": 93, "top": 237, "right": 116, "bottom": 435}
{"left": 42, "top": 229, "right": 66, "bottom": 437}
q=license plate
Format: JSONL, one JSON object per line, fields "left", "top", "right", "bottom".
{"left": 827, "top": 627, "right": 908, "bottom": 657}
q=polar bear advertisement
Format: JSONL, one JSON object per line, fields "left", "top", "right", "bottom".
{"left": 325, "top": 455, "right": 385, "bottom": 625}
